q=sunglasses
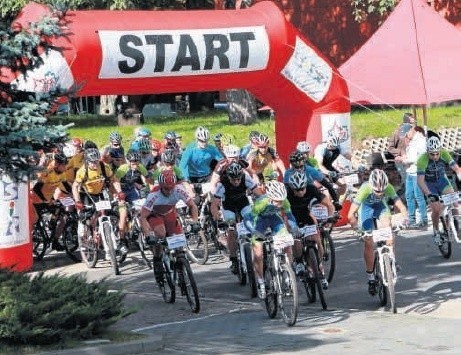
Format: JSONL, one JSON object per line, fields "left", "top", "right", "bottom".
{"left": 112, "top": 143, "right": 121, "bottom": 147}
{"left": 373, "top": 189, "right": 384, "bottom": 194}
{"left": 429, "top": 152, "right": 440, "bottom": 157}
{"left": 294, "top": 187, "right": 306, "bottom": 192}
{"left": 293, "top": 164, "right": 305, "bottom": 169}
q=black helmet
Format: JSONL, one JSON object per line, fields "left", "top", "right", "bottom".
{"left": 84, "top": 140, "right": 98, "bottom": 150}
{"left": 54, "top": 153, "right": 68, "bottom": 165}
{"left": 289, "top": 150, "right": 305, "bottom": 165}
{"left": 125, "top": 150, "right": 141, "bottom": 162}
{"left": 226, "top": 162, "right": 243, "bottom": 179}
{"left": 161, "top": 149, "right": 177, "bottom": 165}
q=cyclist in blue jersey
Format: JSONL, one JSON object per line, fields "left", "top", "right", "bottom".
{"left": 348, "top": 169, "right": 408, "bottom": 296}
{"left": 417, "top": 136, "right": 461, "bottom": 245}
{"left": 179, "top": 126, "right": 223, "bottom": 183}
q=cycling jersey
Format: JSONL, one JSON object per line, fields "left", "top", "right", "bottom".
{"left": 32, "top": 168, "right": 70, "bottom": 202}
{"left": 115, "top": 163, "right": 149, "bottom": 201}
{"left": 286, "top": 188, "right": 318, "bottom": 226}
{"left": 66, "top": 152, "right": 84, "bottom": 182}
{"left": 75, "top": 162, "right": 113, "bottom": 195}
{"left": 143, "top": 184, "right": 191, "bottom": 216}
{"left": 247, "top": 147, "right": 279, "bottom": 174}
{"left": 353, "top": 182, "right": 398, "bottom": 206}
{"left": 251, "top": 196, "right": 297, "bottom": 234}
{"left": 214, "top": 172, "right": 257, "bottom": 212}
{"left": 179, "top": 142, "right": 223, "bottom": 181}
{"left": 416, "top": 150, "right": 456, "bottom": 183}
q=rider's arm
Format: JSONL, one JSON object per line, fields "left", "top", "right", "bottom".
{"left": 185, "top": 198, "right": 199, "bottom": 223}
{"left": 140, "top": 207, "right": 153, "bottom": 235}
{"left": 347, "top": 202, "right": 359, "bottom": 229}
{"left": 178, "top": 144, "right": 192, "bottom": 181}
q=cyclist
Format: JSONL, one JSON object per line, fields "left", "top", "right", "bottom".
{"left": 100, "top": 132, "right": 125, "bottom": 168}
{"left": 139, "top": 170, "right": 201, "bottom": 282}
{"left": 210, "top": 161, "right": 263, "bottom": 275}
{"left": 210, "top": 144, "right": 251, "bottom": 189}
{"left": 347, "top": 169, "right": 408, "bottom": 296}
{"left": 179, "top": 126, "right": 223, "bottom": 183}
{"left": 115, "top": 150, "right": 152, "bottom": 251}
{"left": 249, "top": 181, "right": 298, "bottom": 298}
{"left": 314, "top": 136, "right": 352, "bottom": 179}
{"left": 130, "top": 137, "right": 158, "bottom": 172}
{"left": 296, "top": 140, "right": 319, "bottom": 168}
{"left": 72, "top": 148, "right": 125, "bottom": 254}
{"left": 284, "top": 150, "right": 336, "bottom": 215}
{"left": 66, "top": 137, "right": 85, "bottom": 183}
{"left": 240, "top": 130, "right": 260, "bottom": 160}
{"left": 164, "top": 131, "right": 182, "bottom": 158}
{"left": 134, "top": 127, "right": 152, "bottom": 141}
{"left": 247, "top": 133, "right": 286, "bottom": 185}
{"left": 213, "top": 133, "right": 225, "bottom": 156}
{"left": 285, "top": 170, "right": 328, "bottom": 289}
{"left": 417, "top": 136, "right": 461, "bottom": 245}
{"left": 150, "top": 138, "right": 163, "bottom": 166}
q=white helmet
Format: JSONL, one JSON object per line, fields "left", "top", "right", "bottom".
{"left": 426, "top": 136, "right": 442, "bottom": 153}
{"left": 224, "top": 144, "right": 240, "bottom": 158}
{"left": 195, "top": 126, "right": 210, "bottom": 141}
{"left": 265, "top": 181, "right": 287, "bottom": 201}
{"left": 296, "top": 141, "right": 312, "bottom": 153}
{"left": 368, "top": 169, "right": 388, "bottom": 192}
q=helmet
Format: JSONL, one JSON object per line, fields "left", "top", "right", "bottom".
{"left": 54, "top": 153, "right": 68, "bottom": 165}
{"left": 164, "top": 131, "right": 177, "bottom": 141}
{"left": 125, "top": 150, "right": 141, "bottom": 162}
{"left": 195, "top": 126, "right": 210, "bottom": 141}
{"left": 151, "top": 139, "right": 163, "bottom": 151}
{"left": 71, "top": 137, "right": 83, "bottom": 148}
{"left": 426, "top": 136, "right": 442, "bottom": 153}
{"left": 288, "top": 170, "right": 308, "bottom": 190}
{"left": 136, "top": 127, "right": 151, "bottom": 139}
{"left": 161, "top": 149, "right": 176, "bottom": 165}
{"left": 248, "top": 131, "right": 260, "bottom": 143}
{"left": 213, "top": 133, "right": 223, "bottom": 142}
{"left": 158, "top": 170, "right": 177, "bottom": 189}
{"left": 296, "top": 141, "right": 312, "bottom": 154}
{"left": 326, "top": 136, "right": 341, "bottom": 149}
{"left": 289, "top": 150, "right": 305, "bottom": 166}
{"left": 84, "top": 140, "right": 98, "bottom": 150}
{"left": 265, "top": 181, "right": 287, "bottom": 201}
{"left": 255, "top": 133, "right": 270, "bottom": 147}
{"left": 109, "top": 131, "right": 122, "bottom": 144}
{"left": 223, "top": 144, "right": 241, "bottom": 159}
{"left": 109, "top": 148, "right": 124, "bottom": 159}
{"left": 62, "top": 143, "right": 76, "bottom": 158}
{"left": 226, "top": 162, "right": 243, "bottom": 179}
{"left": 138, "top": 138, "right": 151, "bottom": 153}
{"left": 368, "top": 169, "right": 389, "bottom": 192}
{"left": 85, "top": 148, "right": 100, "bottom": 163}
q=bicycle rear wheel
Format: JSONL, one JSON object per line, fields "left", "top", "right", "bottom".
{"left": 32, "top": 223, "right": 49, "bottom": 261}
{"left": 374, "top": 253, "right": 387, "bottom": 307}
{"left": 321, "top": 231, "right": 336, "bottom": 283}
{"left": 308, "top": 248, "right": 327, "bottom": 310}
{"left": 244, "top": 243, "right": 257, "bottom": 298}
{"left": 178, "top": 257, "right": 200, "bottom": 313}
{"left": 439, "top": 217, "right": 452, "bottom": 259}
{"left": 383, "top": 253, "right": 397, "bottom": 313}
{"left": 302, "top": 251, "right": 316, "bottom": 303}
{"left": 103, "top": 223, "right": 120, "bottom": 275}
{"left": 279, "top": 263, "right": 298, "bottom": 326}
{"left": 78, "top": 225, "right": 98, "bottom": 268}
{"left": 264, "top": 265, "right": 277, "bottom": 319}
{"left": 159, "top": 256, "right": 175, "bottom": 304}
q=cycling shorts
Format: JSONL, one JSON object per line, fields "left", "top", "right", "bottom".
{"left": 147, "top": 209, "right": 181, "bottom": 236}
{"left": 426, "top": 176, "right": 452, "bottom": 196}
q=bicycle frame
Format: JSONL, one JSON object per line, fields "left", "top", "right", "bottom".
{"left": 371, "top": 227, "right": 397, "bottom": 287}
{"left": 440, "top": 192, "right": 460, "bottom": 243}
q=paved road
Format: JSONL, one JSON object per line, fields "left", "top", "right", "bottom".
{"left": 34, "top": 223, "right": 461, "bottom": 354}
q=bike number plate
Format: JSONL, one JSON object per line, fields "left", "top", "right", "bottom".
{"left": 176, "top": 200, "right": 187, "bottom": 208}
{"left": 236, "top": 222, "right": 251, "bottom": 237}
{"left": 273, "top": 233, "right": 294, "bottom": 250}
{"left": 95, "top": 200, "right": 111, "bottom": 211}
{"left": 441, "top": 192, "right": 458, "bottom": 206}
{"left": 311, "top": 205, "right": 329, "bottom": 220}
{"left": 166, "top": 234, "right": 187, "bottom": 249}
{"left": 59, "top": 197, "right": 75, "bottom": 206}
{"left": 201, "top": 183, "right": 213, "bottom": 195}
{"left": 132, "top": 198, "right": 146, "bottom": 211}
{"left": 344, "top": 173, "right": 359, "bottom": 186}
{"left": 372, "top": 227, "right": 393, "bottom": 242}
{"left": 299, "top": 224, "right": 317, "bottom": 237}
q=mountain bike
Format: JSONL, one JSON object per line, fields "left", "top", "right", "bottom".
{"left": 297, "top": 224, "right": 327, "bottom": 310}
{"left": 32, "top": 197, "right": 80, "bottom": 262}
{"left": 126, "top": 198, "right": 153, "bottom": 269}
{"left": 436, "top": 192, "right": 459, "bottom": 259}
{"left": 235, "top": 221, "right": 257, "bottom": 298}
{"left": 261, "top": 231, "right": 298, "bottom": 326}
{"left": 358, "top": 226, "right": 399, "bottom": 313}
{"left": 152, "top": 233, "right": 200, "bottom": 313}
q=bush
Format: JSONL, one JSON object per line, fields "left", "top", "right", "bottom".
{"left": 0, "top": 269, "right": 128, "bottom": 346}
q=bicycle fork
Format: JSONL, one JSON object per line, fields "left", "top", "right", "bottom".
{"left": 99, "top": 216, "right": 117, "bottom": 254}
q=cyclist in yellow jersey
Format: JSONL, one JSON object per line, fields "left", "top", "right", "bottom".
{"left": 65, "top": 138, "right": 85, "bottom": 183}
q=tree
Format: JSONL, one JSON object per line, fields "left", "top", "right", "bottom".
{"left": 350, "top": 0, "right": 397, "bottom": 22}
{"left": 0, "top": 5, "right": 70, "bottom": 181}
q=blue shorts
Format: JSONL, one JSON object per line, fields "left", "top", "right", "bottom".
{"left": 358, "top": 203, "right": 391, "bottom": 231}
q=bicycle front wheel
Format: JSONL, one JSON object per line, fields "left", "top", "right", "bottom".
{"left": 439, "top": 217, "right": 452, "bottom": 259}
{"left": 159, "top": 256, "right": 175, "bottom": 304}
{"left": 32, "top": 223, "right": 48, "bottom": 261}
{"left": 264, "top": 264, "right": 277, "bottom": 319}
{"left": 78, "top": 225, "right": 98, "bottom": 268}
{"left": 178, "top": 257, "right": 200, "bottom": 313}
{"left": 244, "top": 243, "right": 257, "bottom": 298}
{"left": 236, "top": 243, "right": 247, "bottom": 286}
{"left": 308, "top": 247, "right": 327, "bottom": 310}
{"left": 279, "top": 263, "right": 298, "bottom": 327}
{"left": 321, "top": 231, "right": 336, "bottom": 283}
{"left": 103, "top": 223, "right": 120, "bottom": 275}
{"left": 383, "top": 253, "right": 397, "bottom": 313}
{"left": 374, "top": 252, "right": 387, "bottom": 307}
{"left": 63, "top": 218, "right": 80, "bottom": 262}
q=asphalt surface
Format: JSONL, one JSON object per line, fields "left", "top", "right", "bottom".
{"left": 32, "top": 218, "right": 461, "bottom": 355}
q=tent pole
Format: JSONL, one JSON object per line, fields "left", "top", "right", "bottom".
{"left": 422, "top": 105, "right": 428, "bottom": 135}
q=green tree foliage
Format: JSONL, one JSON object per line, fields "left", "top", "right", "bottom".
{"left": 0, "top": 270, "right": 127, "bottom": 345}
{"left": 350, "top": 0, "right": 396, "bottom": 22}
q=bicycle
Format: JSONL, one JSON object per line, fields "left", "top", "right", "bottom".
{"left": 261, "top": 230, "right": 298, "bottom": 327}
{"left": 32, "top": 197, "right": 80, "bottom": 262}
{"left": 235, "top": 221, "right": 257, "bottom": 298}
{"left": 436, "top": 191, "right": 460, "bottom": 259}
{"left": 151, "top": 233, "right": 200, "bottom": 313}
{"left": 176, "top": 199, "right": 209, "bottom": 265}
{"left": 358, "top": 226, "right": 399, "bottom": 313}
{"left": 78, "top": 195, "right": 123, "bottom": 275}
{"left": 296, "top": 224, "right": 327, "bottom": 310}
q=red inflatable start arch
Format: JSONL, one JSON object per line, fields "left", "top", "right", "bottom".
{"left": 11, "top": 1, "right": 350, "bottom": 161}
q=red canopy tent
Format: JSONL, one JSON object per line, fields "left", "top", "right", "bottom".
{"left": 339, "top": 0, "right": 461, "bottom": 124}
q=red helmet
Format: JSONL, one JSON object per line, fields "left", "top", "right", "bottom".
{"left": 71, "top": 137, "right": 83, "bottom": 148}
{"left": 158, "top": 170, "right": 177, "bottom": 189}
{"left": 151, "top": 139, "right": 163, "bottom": 151}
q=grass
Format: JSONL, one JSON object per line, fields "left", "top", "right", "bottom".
{"left": 49, "top": 104, "right": 461, "bottom": 151}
